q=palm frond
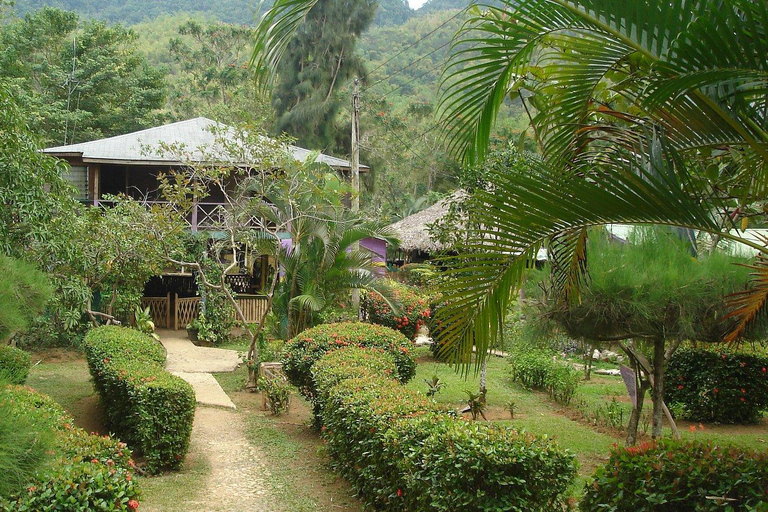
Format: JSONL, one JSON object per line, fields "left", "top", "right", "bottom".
{"left": 722, "top": 255, "right": 768, "bottom": 343}
{"left": 435, "top": 144, "right": 722, "bottom": 371}
{"left": 251, "top": 0, "right": 320, "bottom": 93}
{"left": 547, "top": 227, "right": 589, "bottom": 304}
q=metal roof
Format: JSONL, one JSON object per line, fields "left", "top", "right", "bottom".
{"left": 43, "top": 117, "right": 367, "bottom": 170}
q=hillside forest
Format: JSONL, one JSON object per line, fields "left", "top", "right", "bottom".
{"left": 2, "top": 0, "right": 528, "bottom": 222}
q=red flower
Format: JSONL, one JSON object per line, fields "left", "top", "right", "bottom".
{"left": 713, "top": 388, "right": 719, "bottom": 394}
{"left": 762, "top": 367, "right": 767, "bottom": 374}
{"left": 91, "top": 458, "right": 99, "bottom": 463}
{"left": 677, "top": 385, "right": 684, "bottom": 390}
{"left": 741, "top": 388, "right": 746, "bottom": 394}
{"left": 128, "top": 499, "right": 139, "bottom": 510}
{"left": 741, "top": 397, "right": 746, "bottom": 402}
{"left": 126, "top": 474, "right": 132, "bottom": 481}
{"left": 397, "top": 489, "right": 403, "bottom": 497}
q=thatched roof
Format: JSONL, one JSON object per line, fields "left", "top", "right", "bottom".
{"left": 388, "top": 191, "right": 465, "bottom": 253}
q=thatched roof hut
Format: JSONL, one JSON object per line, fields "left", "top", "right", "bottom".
{"left": 388, "top": 192, "right": 465, "bottom": 260}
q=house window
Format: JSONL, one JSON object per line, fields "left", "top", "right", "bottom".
{"left": 63, "top": 166, "right": 89, "bottom": 201}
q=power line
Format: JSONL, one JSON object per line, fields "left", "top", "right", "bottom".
{"left": 365, "top": 8, "right": 467, "bottom": 78}
{"left": 365, "top": 38, "right": 454, "bottom": 91}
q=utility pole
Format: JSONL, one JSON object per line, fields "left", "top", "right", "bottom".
{"left": 351, "top": 78, "right": 361, "bottom": 317}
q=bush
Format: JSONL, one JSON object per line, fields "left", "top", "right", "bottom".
{"left": 0, "top": 385, "right": 140, "bottom": 511}
{"left": 665, "top": 348, "right": 768, "bottom": 424}
{"left": 312, "top": 346, "right": 577, "bottom": 511}
{"left": 362, "top": 280, "right": 431, "bottom": 340}
{"left": 390, "top": 263, "right": 438, "bottom": 289}
{"left": 581, "top": 439, "right": 768, "bottom": 511}
{"left": 82, "top": 325, "right": 195, "bottom": 473}
{"left": 282, "top": 322, "right": 416, "bottom": 402}
{"left": 0, "top": 345, "right": 31, "bottom": 384}
{"left": 261, "top": 378, "right": 291, "bottom": 415}
{"left": 510, "top": 349, "right": 581, "bottom": 405}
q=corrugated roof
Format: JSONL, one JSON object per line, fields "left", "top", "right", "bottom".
{"left": 43, "top": 117, "right": 367, "bottom": 170}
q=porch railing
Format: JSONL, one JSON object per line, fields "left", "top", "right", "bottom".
{"left": 142, "top": 293, "right": 270, "bottom": 330}
{"left": 91, "top": 199, "right": 264, "bottom": 232}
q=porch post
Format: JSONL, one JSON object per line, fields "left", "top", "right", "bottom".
{"left": 166, "top": 292, "right": 171, "bottom": 329}
{"left": 191, "top": 198, "right": 199, "bottom": 232}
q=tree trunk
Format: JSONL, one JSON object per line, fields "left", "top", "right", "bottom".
{"left": 626, "top": 377, "right": 650, "bottom": 446}
{"left": 651, "top": 337, "right": 666, "bottom": 439}
{"left": 479, "top": 356, "right": 488, "bottom": 403}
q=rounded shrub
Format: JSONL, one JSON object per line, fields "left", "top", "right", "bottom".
{"left": 665, "top": 348, "right": 768, "bottom": 424}
{"left": 582, "top": 439, "right": 768, "bottom": 511}
{"left": 0, "top": 385, "right": 140, "bottom": 511}
{"left": 282, "top": 322, "right": 416, "bottom": 401}
{"left": 0, "top": 345, "right": 31, "bottom": 384}
{"left": 362, "top": 280, "right": 431, "bottom": 340}
{"left": 312, "top": 346, "right": 577, "bottom": 511}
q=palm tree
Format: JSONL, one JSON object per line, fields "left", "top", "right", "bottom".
{"left": 253, "top": 0, "right": 768, "bottom": 366}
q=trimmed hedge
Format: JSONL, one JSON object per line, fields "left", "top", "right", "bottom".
{"left": 362, "top": 280, "right": 432, "bottom": 340}
{"left": 312, "top": 346, "right": 577, "bottom": 511}
{"left": 665, "top": 348, "right": 768, "bottom": 424}
{"left": 0, "top": 385, "right": 140, "bottom": 511}
{"left": 82, "top": 326, "right": 195, "bottom": 473}
{"left": 0, "top": 345, "right": 31, "bottom": 384}
{"left": 581, "top": 439, "right": 768, "bottom": 511}
{"left": 282, "top": 322, "right": 416, "bottom": 402}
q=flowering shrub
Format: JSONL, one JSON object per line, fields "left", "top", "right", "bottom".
{"left": 581, "top": 439, "right": 768, "bottom": 511}
{"left": 282, "top": 322, "right": 416, "bottom": 403}
{"left": 362, "top": 280, "right": 431, "bottom": 340}
{"left": 510, "top": 349, "right": 581, "bottom": 405}
{"left": 0, "top": 385, "right": 140, "bottom": 511}
{"left": 0, "top": 345, "right": 31, "bottom": 384}
{"left": 82, "top": 326, "right": 195, "bottom": 473}
{"left": 665, "top": 349, "right": 768, "bottom": 424}
{"left": 312, "top": 346, "right": 577, "bottom": 511}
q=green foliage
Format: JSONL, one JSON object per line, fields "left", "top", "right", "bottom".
{"left": 0, "top": 256, "right": 52, "bottom": 343}
{"left": 269, "top": 0, "right": 375, "bottom": 152}
{"left": 510, "top": 348, "right": 581, "bottom": 405}
{"left": 666, "top": 349, "right": 768, "bottom": 424}
{"left": 0, "top": 8, "right": 166, "bottom": 145}
{"left": 312, "top": 346, "right": 577, "bottom": 511}
{"left": 260, "top": 377, "right": 291, "bottom": 416}
{"left": 0, "top": 346, "right": 32, "bottom": 385}
{"left": 0, "top": 81, "right": 74, "bottom": 256}
{"left": 282, "top": 322, "right": 416, "bottom": 402}
{"left": 82, "top": 326, "right": 195, "bottom": 473}
{"left": 581, "top": 439, "right": 768, "bottom": 511}
{"left": 545, "top": 229, "right": 759, "bottom": 343}
{"left": 362, "top": 280, "right": 431, "bottom": 340}
{"left": 0, "top": 384, "right": 139, "bottom": 511}
{"left": 424, "top": 374, "right": 444, "bottom": 397}
{"left": 391, "top": 263, "right": 439, "bottom": 289}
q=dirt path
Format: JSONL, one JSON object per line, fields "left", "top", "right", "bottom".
{"left": 145, "top": 406, "right": 276, "bottom": 512}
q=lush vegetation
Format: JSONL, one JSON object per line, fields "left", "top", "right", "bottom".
{"left": 581, "top": 439, "right": 768, "bottom": 511}
{"left": 82, "top": 326, "right": 196, "bottom": 473}
{"left": 666, "top": 349, "right": 768, "bottom": 424}
{"left": 0, "top": 346, "right": 32, "bottom": 384}
{"left": 362, "top": 279, "right": 432, "bottom": 340}
{"left": 282, "top": 321, "right": 416, "bottom": 403}
{"left": 509, "top": 347, "right": 581, "bottom": 405}
{"left": 313, "top": 346, "right": 577, "bottom": 511}
{"left": 0, "top": 384, "right": 140, "bottom": 511}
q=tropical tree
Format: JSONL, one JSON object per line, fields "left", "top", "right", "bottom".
{"left": 0, "top": 7, "right": 166, "bottom": 145}
{"left": 250, "top": 0, "right": 768, "bottom": 431}
{"left": 252, "top": 0, "right": 377, "bottom": 152}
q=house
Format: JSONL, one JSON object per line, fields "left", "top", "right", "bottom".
{"left": 44, "top": 117, "right": 372, "bottom": 328}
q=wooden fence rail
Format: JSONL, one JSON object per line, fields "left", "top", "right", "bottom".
{"left": 175, "top": 295, "right": 201, "bottom": 330}
{"left": 140, "top": 294, "right": 171, "bottom": 328}
{"left": 142, "top": 293, "right": 269, "bottom": 330}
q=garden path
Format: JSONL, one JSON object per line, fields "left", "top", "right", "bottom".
{"left": 158, "top": 329, "right": 238, "bottom": 408}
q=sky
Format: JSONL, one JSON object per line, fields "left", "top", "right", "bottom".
{"left": 408, "top": 0, "right": 428, "bottom": 9}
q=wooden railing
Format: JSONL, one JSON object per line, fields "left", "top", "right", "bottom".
{"left": 140, "top": 294, "right": 171, "bottom": 328}
{"left": 142, "top": 293, "right": 269, "bottom": 330}
{"left": 235, "top": 295, "right": 269, "bottom": 324}
{"left": 175, "top": 295, "right": 201, "bottom": 330}
{"left": 92, "top": 199, "right": 265, "bottom": 232}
